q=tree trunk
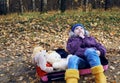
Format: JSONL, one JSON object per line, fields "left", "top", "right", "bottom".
{"left": 0, "top": 0, "right": 7, "bottom": 15}
{"left": 32, "top": 0, "right": 36, "bottom": 11}
{"left": 6, "top": 0, "right": 9, "bottom": 13}
{"left": 96, "top": 0, "right": 101, "bottom": 9}
{"left": 60, "top": 0, "right": 66, "bottom": 13}
{"left": 40, "top": 0, "right": 47, "bottom": 13}
{"left": 91, "top": 0, "right": 96, "bottom": 9}
{"left": 20, "top": 0, "right": 24, "bottom": 14}
{"left": 100, "top": 0, "right": 105, "bottom": 8}
{"left": 81, "top": 0, "right": 87, "bottom": 12}
{"left": 104, "top": 0, "right": 112, "bottom": 10}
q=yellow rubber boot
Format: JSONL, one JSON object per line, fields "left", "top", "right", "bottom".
{"left": 65, "top": 69, "right": 80, "bottom": 83}
{"left": 91, "top": 65, "right": 107, "bottom": 83}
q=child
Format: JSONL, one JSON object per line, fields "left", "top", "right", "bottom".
{"left": 65, "top": 23, "right": 107, "bottom": 83}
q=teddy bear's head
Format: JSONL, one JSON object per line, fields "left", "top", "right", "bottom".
{"left": 32, "top": 46, "right": 44, "bottom": 56}
{"left": 32, "top": 46, "right": 46, "bottom": 64}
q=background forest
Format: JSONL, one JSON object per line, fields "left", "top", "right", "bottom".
{"left": 0, "top": 0, "right": 120, "bottom": 14}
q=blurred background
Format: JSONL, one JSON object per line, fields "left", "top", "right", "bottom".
{"left": 0, "top": 0, "right": 120, "bottom": 15}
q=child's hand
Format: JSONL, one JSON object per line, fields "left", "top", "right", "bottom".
{"left": 96, "top": 50, "right": 100, "bottom": 56}
{"left": 78, "top": 32, "right": 85, "bottom": 38}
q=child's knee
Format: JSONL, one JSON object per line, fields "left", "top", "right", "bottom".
{"left": 84, "top": 48, "right": 96, "bottom": 56}
{"left": 84, "top": 48, "right": 101, "bottom": 67}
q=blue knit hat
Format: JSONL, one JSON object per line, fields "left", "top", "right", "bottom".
{"left": 71, "top": 23, "right": 85, "bottom": 32}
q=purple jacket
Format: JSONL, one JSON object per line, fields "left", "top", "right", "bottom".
{"left": 66, "top": 36, "right": 106, "bottom": 57}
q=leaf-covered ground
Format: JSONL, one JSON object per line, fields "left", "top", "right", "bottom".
{"left": 0, "top": 9, "right": 120, "bottom": 83}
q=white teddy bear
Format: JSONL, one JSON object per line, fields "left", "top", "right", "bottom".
{"left": 46, "top": 51, "right": 72, "bottom": 71}
{"left": 32, "top": 46, "right": 72, "bottom": 73}
{"left": 32, "top": 46, "right": 54, "bottom": 73}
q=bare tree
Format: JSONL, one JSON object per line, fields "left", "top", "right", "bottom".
{"left": 0, "top": 0, "right": 7, "bottom": 15}
{"left": 32, "top": 0, "right": 36, "bottom": 11}
{"left": 81, "top": 0, "right": 88, "bottom": 12}
{"left": 104, "top": 0, "right": 112, "bottom": 10}
{"left": 40, "top": 0, "right": 47, "bottom": 13}
{"left": 20, "top": 0, "right": 24, "bottom": 14}
{"left": 59, "top": 0, "right": 66, "bottom": 13}
{"left": 6, "top": 0, "right": 9, "bottom": 13}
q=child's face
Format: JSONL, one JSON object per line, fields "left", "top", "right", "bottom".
{"left": 74, "top": 26, "right": 85, "bottom": 36}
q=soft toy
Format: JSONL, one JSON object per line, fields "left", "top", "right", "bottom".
{"left": 32, "top": 46, "right": 54, "bottom": 73}
{"left": 32, "top": 46, "right": 72, "bottom": 72}
{"left": 32, "top": 46, "right": 43, "bottom": 64}
{"left": 46, "top": 51, "right": 72, "bottom": 71}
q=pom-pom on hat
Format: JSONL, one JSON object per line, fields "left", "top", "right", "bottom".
{"left": 71, "top": 23, "right": 85, "bottom": 32}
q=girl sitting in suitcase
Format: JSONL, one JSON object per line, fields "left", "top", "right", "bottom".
{"left": 65, "top": 23, "right": 107, "bottom": 83}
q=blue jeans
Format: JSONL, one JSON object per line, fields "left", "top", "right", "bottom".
{"left": 68, "top": 48, "right": 101, "bottom": 69}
